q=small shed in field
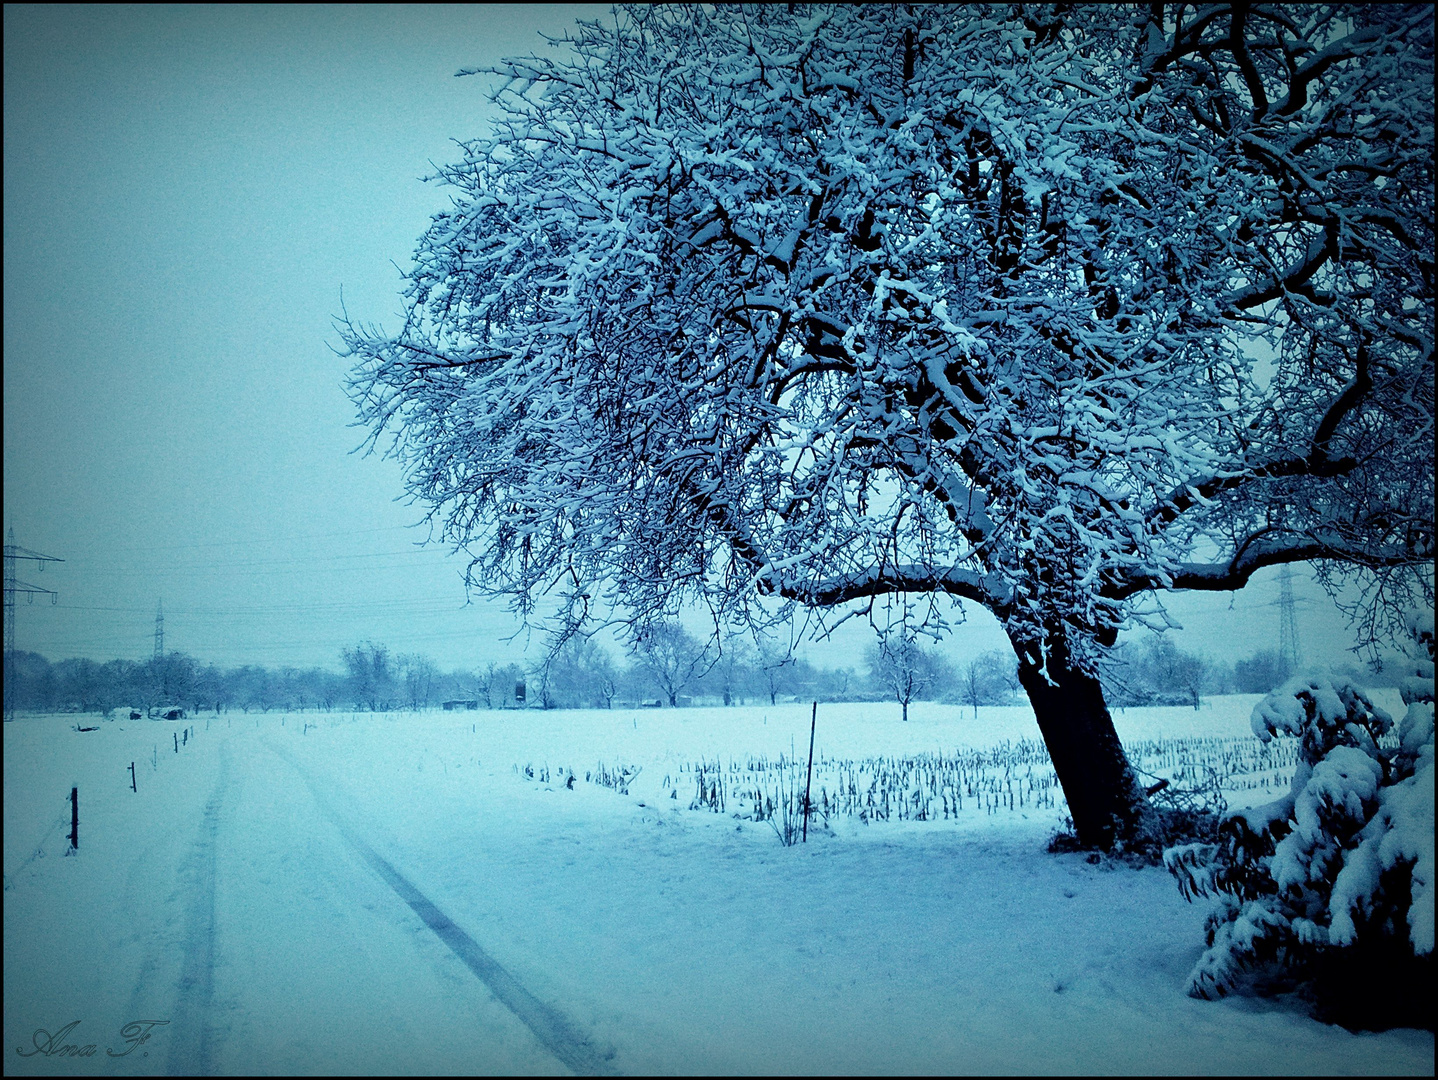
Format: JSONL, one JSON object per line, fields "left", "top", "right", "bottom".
{"left": 442, "top": 699, "right": 479, "bottom": 711}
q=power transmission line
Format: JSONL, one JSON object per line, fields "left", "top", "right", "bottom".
{"left": 4, "top": 527, "right": 64, "bottom": 720}
{"left": 1277, "top": 565, "right": 1303, "bottom": 673}
{"left": 95, "top": 522, "right": 417, "bottom": 555}
{"left": 62, "top": 547, "right": 437, "bottom": 575}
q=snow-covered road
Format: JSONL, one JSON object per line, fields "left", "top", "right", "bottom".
{"left": 264, "top": 737, "right": 614, "bottom": 1075}
{"left": 6, "top": 719, "right": 580, "bottom": 1074}
{"left": 207, "top": 732, "right": 575, "bottom": 1075}
{"left": 164, "top": 738, "right": 226, "bottom": 1075}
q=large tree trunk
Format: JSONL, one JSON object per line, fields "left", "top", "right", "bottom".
{"left": 1010, "top": 626, "right": 1153, "bottom": 851}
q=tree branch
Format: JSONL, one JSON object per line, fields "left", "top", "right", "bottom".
{"left": 1225, "top": 223, "right": 1336, "bottom": 311}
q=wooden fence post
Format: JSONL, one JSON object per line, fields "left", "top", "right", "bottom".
{"left": 803, "top": 701, "right": 817, "bottom": 843}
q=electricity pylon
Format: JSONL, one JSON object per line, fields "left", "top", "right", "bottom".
{"left": 4, "top": 527, "right": 64, "bottom": 720}
{"left": 154, "top": 599, "right": 164, "bottom": 660}
{"left": 1277, "top": 564, "right": 1303, "bottom": 675}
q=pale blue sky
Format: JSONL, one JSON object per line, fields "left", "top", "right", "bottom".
{"left": 2, "top": 4, "right": 1370, "bottom": 675}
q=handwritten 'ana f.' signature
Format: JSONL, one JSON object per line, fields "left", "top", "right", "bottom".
{"left": 15, "top": 1019, "right": 169, "bottom": 1058}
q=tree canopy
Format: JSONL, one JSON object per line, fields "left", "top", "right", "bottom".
{"left": 343, "top": 4, "right": 1433, "bottom": 847}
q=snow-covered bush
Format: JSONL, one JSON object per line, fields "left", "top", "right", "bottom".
{"left": 1165, "top": 613, "right": 1434, "bottom": 1029}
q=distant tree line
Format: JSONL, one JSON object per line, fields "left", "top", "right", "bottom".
{"left": 1102, "top": 638, "right": 1400, "bottom": 709}
{"left": 1, "top": 628, "right": 1399, "bottom": 717}
{"left": 2, "top": 644, "right": 524, "bottom": 716}
{"left": 3, "top": 649, "right": 366, "bottom": 715}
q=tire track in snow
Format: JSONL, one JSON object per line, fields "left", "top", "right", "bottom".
{"left": 166, "top": 740, "right": 231, "bottom": 1077}
{"left": 266, "top": 740, "right": 617, "bottom": 1077}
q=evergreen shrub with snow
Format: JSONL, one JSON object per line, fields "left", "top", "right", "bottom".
{"left": 1165, "top": 612, "right": 1434, "bottom": 1029}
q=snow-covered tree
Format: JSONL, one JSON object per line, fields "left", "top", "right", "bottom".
{"left": 397, "top": 652, "right": 439, "bottom": 710}
{"left": 146, "top": 650, "right": 197, "bottom": 709}
{"left": 959, "top": 650, "right": 1019, "bottom": 718}
{"left": 629, "top": 621, "right": 709, "bottom": 707}
{"left": 1233, "top": 649, "right": 1292, "bottom": 695}
{"left": 754, "top": 631, "right": 799, "bottom": 706}
{"left": 1108, "top": 636, "right": 1209, "bottom": 707}
{"left": 342, "top": 642, "right": 395, "bottom": 712}
{"left": 487, "top": 662, "right": 527, "bottom": 708}
{"left": 711, "top": 633, "right": 757, "bottom": 706}
{"left": 1165, "top": 610, "right": 1433, "bottom": 1027}
{"left": 343, "top": 4, "right": 1434, "bottom": 848}
{"left": 538, "top": 634, "right": 620, "bottom": 708}
{"left": 474, "top": 661, "right": 502, "bottom": 709}
{"left": 867, "top": 612, "right": 951, "bottom": 721}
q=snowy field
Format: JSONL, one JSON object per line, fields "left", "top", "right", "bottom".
{"left": 5, "top": 695, "right": 1431, "bottom": 1076}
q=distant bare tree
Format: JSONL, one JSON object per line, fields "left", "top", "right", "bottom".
{"left": 587, "top": 643, "right": 620, "bottom": 709}
{"left": 630, "top": 622, "right": 709, "bottom": 707}
{"left": 398, "top": 653, "right": 439, "bottom": 710}
{"left": 959, "top": 650, "right": 1019, "bottom": 720}
{"left": 1234, "top": 649, "right": 1292, "bottom": 696}
{"left": 536, "top": 636, "right": 617, "bottom": 708}
{"left": 343, "top": 642, "right": 395, "bottom": 711}
{"left": 472, "top": 662, "right": 498, "bottom": 708}
{"left": 1111, "top": 637, "right": 1210, "bottom": 709}
{"left": 713, "top": 634, "right": 756, "bottom": 706}
{"left": 826, "top": 666, "right": 856, "bottom": 702}
{"left": 867, "top": 629, "right": 949, "bottom": 722}
{"left": 754, "top": 634, "right": 797, "bottom": 706}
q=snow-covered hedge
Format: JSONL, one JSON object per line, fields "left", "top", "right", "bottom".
{"left": 1165, "top": 612, "right": 1433, "bottom": 1028}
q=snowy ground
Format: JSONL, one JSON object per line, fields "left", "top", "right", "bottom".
{"left": 5, "top": 697, "right": 1432, "bottom": 1075}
